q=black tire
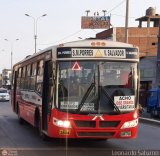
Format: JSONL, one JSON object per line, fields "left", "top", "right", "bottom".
{"left": 36, "top": 115, "right": 49, "bottom": 141}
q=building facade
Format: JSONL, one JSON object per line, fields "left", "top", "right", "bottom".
{"left": 2, "top": 69, "right": 12, "bottom": 89}
{"left": 96, "top": 27, "right": 159, "bottom": 57}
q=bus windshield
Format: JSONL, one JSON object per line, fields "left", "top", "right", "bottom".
{"left": 56, "top": 61, "right": 138, "bottom": 114}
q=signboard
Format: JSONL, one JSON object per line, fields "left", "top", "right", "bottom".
{"left": 114, "top": 96, "right": 135, "bottom": 111}
{"left": 81, "top": 16, "right": 110, "bottom": 29}
{"left": 57, "top": 47, "right": 139, "bottom": 59}
{"left": 60, "top": 101, "right": 78, "bottom": 109}
{"left": 72, "top": 48, "right": 126, "bottom": 58}
{"left": 60, "top": 101, "right": 95, "bottom": 111}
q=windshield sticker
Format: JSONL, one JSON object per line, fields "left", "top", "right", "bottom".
{"left": 60, "top": 101, "right": 78, "bottom": 109}
{"left": 114, "top": 96, "right": 135, "bottom": 111}
{"left": 72, "top": 61, "right": 81, "bottom": 71}
{"left": 81, "top": 103, "right": 95, "bottom": 111}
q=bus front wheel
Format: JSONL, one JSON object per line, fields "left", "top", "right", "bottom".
{"left": 36, "top": 115, "right": 49, "bottom": 141}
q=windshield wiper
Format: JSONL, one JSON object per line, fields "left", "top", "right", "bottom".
{"left": 101, "top": 87, "right": 121, "bottom": 114}
{"left": 77, "top": 82, "right": 96, "bottom": 112}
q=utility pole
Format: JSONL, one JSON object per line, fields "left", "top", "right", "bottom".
{"left": 25, "top": 14, "right": 47, "bottom": 53}
{"left": 4, "top": 39, "right": 19, "bottom": 69}
{"left": 125, "top": 0, "right": 129, "bottom": 43}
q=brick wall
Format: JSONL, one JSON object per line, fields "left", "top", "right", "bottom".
{"left": 96, "top": 27, "right": 159, "bottom": 57}
{"left": 116, "top": 27, "right": 159, "bottom": 57}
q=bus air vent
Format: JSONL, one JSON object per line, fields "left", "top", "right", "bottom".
{"left": 99, "top": 121, "right": 120, "bottom": 128}
{"left": 74, "top": 120, "right": 96, "bottom": 128}
{"left": 77, "top": 132, "right": 115, "bottom": 137}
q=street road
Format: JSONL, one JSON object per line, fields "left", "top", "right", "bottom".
{"left": 0, "top": 101, "right": 160, "bottom": 156}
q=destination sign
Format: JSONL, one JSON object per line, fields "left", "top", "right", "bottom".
{"left": 104, "top": 49, "right": 126, "bottom": 58}
{"left": 57, "top": 47, "right": 138, "bottom": 59}
{"left": 71, "top": 48, "right": 126, "bottom": 58}
{"left": 72, "top": 49, "right": 94, "bottom": 57}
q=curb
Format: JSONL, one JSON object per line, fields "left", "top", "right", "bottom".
{"left": 139, "top": 117, "right": 160, "bottom": 126}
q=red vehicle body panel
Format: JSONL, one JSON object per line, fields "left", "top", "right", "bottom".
{"left": 12, "top": 94, "right": 138, "bottom": 139}
{"left": 47, "top": 109, "right": 138, "bottom": 139}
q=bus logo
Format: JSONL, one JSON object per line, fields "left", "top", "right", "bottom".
{"left": 95, "top": 50, "right": 103, "bottom": 57}
{"left": 92, "top": 115, "right": 104, "bottom": 120}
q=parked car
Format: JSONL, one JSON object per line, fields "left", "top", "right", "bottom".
{"left": 0, "top": 88, "right": 10, "bottom": 101}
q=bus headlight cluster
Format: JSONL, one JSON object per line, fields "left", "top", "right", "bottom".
{"left": 53, "top": 117, "right": 71, "bottom": 128}
{"left": 121, "top": 119, "right": 138, "bottom": 129}
{"left": 133, "top": 111, "right": 138, "bottom": 119}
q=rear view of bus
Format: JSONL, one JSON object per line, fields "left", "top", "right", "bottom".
{"left": 48, "top": 40, "right": 139, "bottom": 139}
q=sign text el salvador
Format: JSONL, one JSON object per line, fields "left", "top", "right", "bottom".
{"left": 104, "top": 49, "right": 126, "bottom": 58}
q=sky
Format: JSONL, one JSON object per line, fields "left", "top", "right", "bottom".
{"left": 0, "top": 0, "right": 159, "bottom": 72}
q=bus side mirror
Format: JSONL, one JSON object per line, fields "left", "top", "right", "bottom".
{"left": 138, "top": 104, "right": 144, "bottom": 114}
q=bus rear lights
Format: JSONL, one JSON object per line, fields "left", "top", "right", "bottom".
{"left": 121, "top": 131, "right": 131, "bottom": 137}
{"left": 121, "top": 119, "right": 138, "bottom": 129}
{"left": 53, "top": 117, "right": 71, "bottom": 128}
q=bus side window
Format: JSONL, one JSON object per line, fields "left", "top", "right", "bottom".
{"left": 30, "top": 63, "right": 36, "bottom": 90}
{"left": 36, "top": 60, "right": 44, "bottom": 95}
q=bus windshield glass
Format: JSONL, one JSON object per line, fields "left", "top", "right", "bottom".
{"left": 56, "top": 61, "right": 138, "bottom": 114}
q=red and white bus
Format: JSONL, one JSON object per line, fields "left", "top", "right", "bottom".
{"left": 11, "top": 39, "right": 139, "bottom": 140}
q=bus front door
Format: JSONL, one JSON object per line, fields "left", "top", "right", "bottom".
{"left": 13, "top": 71, "right": 18, "bottom": 113}
{"left": 42, "top": 60, "right": 53, "bottom": 131}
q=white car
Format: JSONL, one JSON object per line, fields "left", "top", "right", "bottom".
{"left": 0, "top": 88, "right": 10, "bottom": 101}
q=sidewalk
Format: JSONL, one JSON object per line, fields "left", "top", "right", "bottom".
{"left": 139, "top": 108, "right": 160, "bottom": 126}
{"left": 140, "top": 108, "right": 151, "bottom": 118}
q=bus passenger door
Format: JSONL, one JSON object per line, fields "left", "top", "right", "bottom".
{"left": 13, "top": 70, "right": 18, "bottom": 113}
{"left": 42, "top": 60, "right": 53, "bottom": 131}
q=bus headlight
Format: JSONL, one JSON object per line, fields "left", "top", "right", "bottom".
{"left": 133, "top": 111, "right": 138, "bottom": 119}
{"left": 53, "top": 117, "right": 71, "bottom": 128}
{"left": 121, "top": 119, "right": 138, "bottom": 129}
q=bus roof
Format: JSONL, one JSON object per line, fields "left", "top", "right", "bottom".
{"left": 56, "top": 39, "right": 138, "bottom": 48}
{"left": 13, "top": 39, "right": 138, "bottom": 68}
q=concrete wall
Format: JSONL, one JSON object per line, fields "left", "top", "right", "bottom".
{"left": 140, "top": 56, "right": 156, "bottom": 86}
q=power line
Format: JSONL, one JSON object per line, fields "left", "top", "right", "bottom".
{"left": 111, "top": 13, "right": 136, "bottom": 18}
{"left": 39, "top": 1, "right": 126, "bottom": 46}
{"left": 107, "top": 0, "right": 126, "bottom": 14}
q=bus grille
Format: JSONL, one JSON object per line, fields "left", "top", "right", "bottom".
{"left": 74, "top": 121, "right": 96, "bottom": 128}
{"left": 77, "top": 132, "right": 115, "bottom": 137}
{"left": 74, "top": 120, "right": 120, "bottom": 128}
{"left": 99, "top": 121, "right": 120, "bottom": 128}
